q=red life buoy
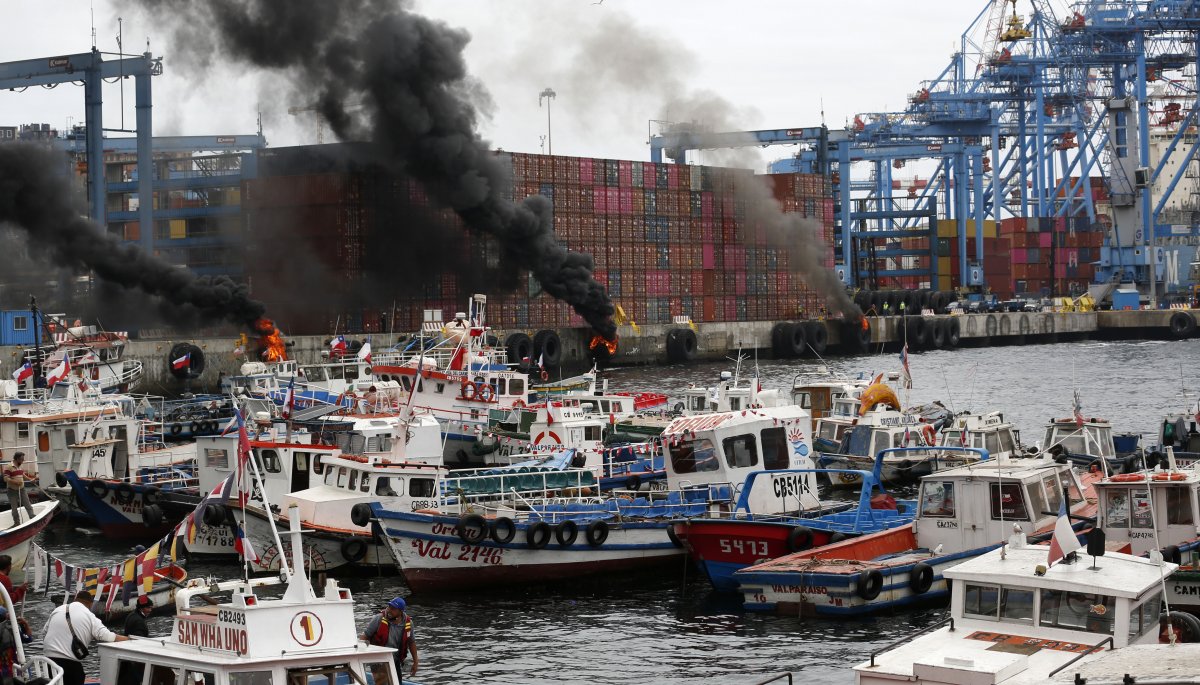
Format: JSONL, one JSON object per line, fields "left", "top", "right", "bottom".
{"left": 533, "top": 431, "right": 562, "bottom": 446}
{"left": 540, "top": 370, "right": 549, "bottom": 381}
{"left": 921, "top": 424, "right": 937, "bottom": 446}
{"left": 1152, "top": 472, "right": 1188, "bottom": 482}
{"left": 461, "top": 380, "right": 476, "bottom": 400}
{"left": 1111, "top": 473, "right": 1146, "bottom": 482}
{"left": 513, "top": 399, "right": 526, "bottom": 409}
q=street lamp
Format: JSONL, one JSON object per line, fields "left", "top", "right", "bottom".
{"left": 539, "top": 87, "right": 556, "bottom": 155}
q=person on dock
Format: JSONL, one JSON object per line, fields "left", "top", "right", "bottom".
{"left": 0, "top": 556, "right": 26, "bottom": 608}
{"left": 117, "top": 596, "right": 153, "bottom": 685}
{"left": 3, "top": 453, "right": 36, "bottom": 527}
{"left": 360, "top": 597, "right": 418, "bottom": 682}
{"left": 0, "top": 605, "right": 31, "bottom": 685}
{"left": 43, "top": 590, "right": 129, "bottom": 685}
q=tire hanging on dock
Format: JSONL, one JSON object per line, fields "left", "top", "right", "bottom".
{"left": 666, "top": 328, "right": 698, "bottom": 363}
{"left": 805, "top": 322, "right": 828, "bottom": 355}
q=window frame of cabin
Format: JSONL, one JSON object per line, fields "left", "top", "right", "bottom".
{"left": 1165, "top": 486, "right": 1194, "bottom": 525}
{"left": 722, "top": 433, "right": 758, "bottom": 469}
{"left": 918, "top": 481, "right": 955, "bottom": 518}
{"left": 760, "top": 427, "right": 791, "bottom": 471}
{"left": 410, "top": 477, "right": 435, "bottom": 498}
{"left": 962, "top": 583, "right": 1001, "bottom": 620}
{"left": 204, "top": 448, "right": 229, "bottom": 470}
{"left": 1039, "top": 588, "right": 1115, "bottom": 635}
{"left": 989, "top": 482, "right": 1031, "bottom": 521}
{"left": 229, "top": 671, "right": 275, "bottom": 685}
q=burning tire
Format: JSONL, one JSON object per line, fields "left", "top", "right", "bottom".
{"left": 842, "top": 319, "right": 871, "bottom": 351}
{"left": 166, "top": 343, "right": 205, "bottom": 380}
{"left": 666, "top": 328, "right": 697, "bottom": 363}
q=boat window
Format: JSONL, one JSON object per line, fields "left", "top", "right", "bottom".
{"left": 842, "top": 427, "right": 871, "bottom": 457}
{"left": 360, "top": 473, "right": 371, "bottom": 493}
{"left": 1127, "top": 591, "right": 1162, "bottom": 640}
{"left": 1000, "top": 587, "right": 1035, "bottom": 623}
{"left": 410, "top": 478, "right": 436, "bottom": 498}
{"left": 971, "top": 434, "right": 985, "bottom": 450}
{"left": 1039, "top": 589, "right": 1115, "bottom": 634}
{"left": 377, "top": 477, "right": 399, "bottom": 497}
{"left": 364, "top": 662, "right": 395, "bottom": 685}
{"left": 942, "top": 430, "right": 961, "bottom": 447}
{"left": 230, "top": 672, "right": 275, "bottom": 685}
{"left": 294, "top": 452, "right": 309, "bottom": 473}
{"left": 65, "top": 428, "right": 77, "bottom": 446}
{"left": 729, "top": 397, "right": 741, "bottom": 410}
{"left": 186, "top": 671, "right": 216, "bottom": 685}
{"left": 148, "top": 665, "right": 181, "bottom": 685}
{"left": 761, "top": 428, "right": 790, "bottom": 470}
{"left": 259, "top": 450, "right": 281, "bottom": 474}
{"left": 997, "top": 430, "right": 1016, "bottom": 454}
{"left": 1105, "top": 489, "right": 1130, "bottom": 528}
{"left": 919, "top": 481, "right": 955, "bottom": 518}
{"left": 1166, "top": 487, "right": 1193, "bottom": 525}
{"left": 989, "top": 482, "right": 1030, "bottom": 520}
{"left": 1049, "top": 429, "right": 1087, "bottom": 455}
{"left": 286, "top": 665, "right": 359, "bottom": 685}
{"left": 205, "top": 448, "right": 229, "bottom": 470}
{"left": 16, "top": 423, "right": 28, "bottom": 440}
{"left": 722, "top": 434, "right": 758, "bottom": 469}
{"left": 400, "top": 376, "right": 412, "bottom": 392}
{"left": 985, "top": 432, "right": 1001, "bottom": 456}
{"left": 1065, "top": 472, "right": 1084, "bottom": 505}
{"left": 584, "top": 426, "right": 602, "bottom": 441}
{"left": 509, "top": 378, "right": 524, "bottom": 396}
{"left": 818, "top": 422, "right": 839, "bottom": 441}
{"left": 313, "top": 454, "right": 324, "bottom": 475}
{"left": 1130, "top": 489, "right": 1154, "bottom": 528}
{"left": 689, "top": 396, "right": 707, "bottom": 412}
{"left": 794, "top": 391, "right": 812, "bottom": 409}
{"left": 345, "top": 366, "right": 360, "bottom": 381}
{"left": 963, "top": 583, "right": 1000, "bottom": 619}
{"left": 348, "top": 470, "right": 359, "bottom": 490}
{"left": 669, "top": 437, "right": 721, "bottom": 474}
{"left": 337, "top": 467, "right": 348, "bottom": 488}
{"left": 37, "top": 431, "right": 49, "bottom": 452}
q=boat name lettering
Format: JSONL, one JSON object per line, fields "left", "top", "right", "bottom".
{"left": 772, "top": 475, "right": 811, "bottom": 499}
{"left": 412, "top": 539, "right": 453, "bottom": 560}
{"left": 1172, "top": 583, "right": 1200, "bottom": 596}
{"left": 176, "top": 617, "right": 249, "bottom": 654}
{"left": 936, "top": 521, "right": 959, "bottom": 529}
{"left": 457, "top": 545, "right": 503, "bottom": 565}
{"left": 667, "top": 415, "right": 729, "bottom": 436}
{"left": 430, "top": 522, "right": 457, "bottom": 536}
{"left": 217, "top": 610, "right": 246, "bottom": 625}
{"left": 119, "top": 500, "right": 144, "bottom": 515}
{"left": 769, "top": 584, "right": 828, "bottom": 595}
{"left": 1130, "top": 532, "right": 1155, "bottom": 539}
{"left": 91, "top": 447, "right": 107, "bottom": 459}
{"left": 257, "top": 543, "right": 329, "bottom": 572}
{"left": 719, "top": 539, "right": 769, "bottom": 557}
{"left": 879, "top": 416, "right": 919, "bottom": 426}
{"left": 409, "top": 500, "right": 435, "bottom": 512}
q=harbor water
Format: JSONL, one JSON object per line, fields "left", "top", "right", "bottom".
{"left": 21, "top": 338, "right": 1200, "bottom": 684}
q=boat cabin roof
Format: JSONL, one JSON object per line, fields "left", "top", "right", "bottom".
{"left": 928, "top": 458, "right": 1063, "bottom": 482}
{"left": 945, "top": 545, "right": 1175, "bottom": 600}
{"left": 660, "top": 405, "right": 810, "bottom": 437}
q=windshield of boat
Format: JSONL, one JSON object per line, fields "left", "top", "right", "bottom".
{"left": 1039, "top": 589, "right": 1115, "bottom": 634}
{"left": 669, "top": 437, "right": 721, "bottom": 474}
{"left": 990, "top": 481, "right": 1030, "bottom": 520}
{"left": 1043, "top": 425, "right": 1113, "bottom": 457}
{"left": 1103, "top": 488, "right": 1154, "bottom": 529}
{"left": 918, "top": 481, "right": 955, "bottom": 518}
{"left": 286, "top": 663, "right": 381, "bottom": 685}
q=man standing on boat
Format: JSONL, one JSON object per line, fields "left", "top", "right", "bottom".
{"left": 360, "top": 597, "right": 418, "bottom": 681}
{"left": 43, "top": 590, "right": 129, "bottom": 685}
{"left": 3, "top": 453, "right": 36, "bottom": 527}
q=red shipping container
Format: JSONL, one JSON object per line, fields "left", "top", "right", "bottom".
{"left": 607, "top": 187, "right": 620, "bottom": 214}
{"left": 593, "top": 185, "right": 607, "bottom": 214}
{"left": 619, "top": 187, "right": 633, "bottom": 215}
{"left": 735, "top": 271, "right": 747, "bottom": 295}
{"left": 667, "top": 164, "right": 681, "bottom": 189}
{"left": 580, "top": 158, "right": 594, "bottom": 185}
{"left": 618, "top": 160, "right": 633, "bottom": 187}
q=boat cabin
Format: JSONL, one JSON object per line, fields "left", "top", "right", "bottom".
{"left": 914, "top": 460, "right": 1088, "bottom": 553}
{"left": 790, "top": 373, "right": 867, "bottom": 433}
{"left": 678, "top": 369, "right": 785, "bottom": 415}
{"left": 660, "top": 405, "right": 821, "bottom": 514}
{"left": 813, "top": 396, "right": 862, "bottom": 451}
{"left": 290, "top": 452, "right": 443, "bottom": 527}
{"left": 1096, "top": 469, "right": 1200, "bottom": 556}
{"left": 193, "top": 426, "right": 337, "bottom": 511}
{"left": 855, "top": 545, "right": 1174, "bottom": 685}
{"left": 1156, "top": 411, "right": 1200, "bottom": 463}
{"left": 940, "top": 411, "right": 1023, "bottom": 460}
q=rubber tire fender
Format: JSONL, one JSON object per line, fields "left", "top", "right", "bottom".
{"left": 142, "top": 486, "right": 160, "bottom": 507}
{"left": 170, "top": 424, "right": 183, "bottom": 436}
{"left": 1146, "top": 451, "right": 1164, "bottom": 471}
{"left": 929, "top": 319, "right": 946, "bottom": 349}
{"left": 787, "top": 323, "right": 808, "bottom": 357}
{"left": 625, "top": 474, "right": 642, "bottom": 492}
{"left": 202, "top": 503, "right": 228, "bottom": 527}
{"left": 555, "top": 520, "right": 579, "bottom": 547}
{"left": 532, "top": 330, "right": 563, "bottom": 368}
{"left": 340, "top": 537, "right": 368, "bottom": 563}
{"left": 490, "top": 517, "right": 517, "bottom": 545}
{"left": 909, "top": 562, "right": 934, "bottom": 594}
{"left": 666, "top": 328, "right": 698, "bottom": 363}
{"left": 1163, "top": 545, "right": 1183, "bottom": 565}
{"left": 585, "top": 520, "right": 609, "bottom": 547}
{"left": 1161, "top": 610, "right": 1200, "bottom": 643}
{"left": 505, "top": 333, "right": 534, "bottom": 370}
{"left": 786, "top": 526, "right": 813, "bottom": 553}
{"left": 906, "top": 317, "right": 929, "bottom": 350}
{"left": 141, "top": 504, "right": 164, "bottom": 528}
{"left": 351, "top": 503, "right": 374, "bottom": 528}
{"left": 526, "top": 521, "right": 552, "bottom": 549}
{"left": 166, "top": 342, "right": 206, "bottom": 380}
{"left": 88, "top": 479, "right": 108, "bottom": 499}
{"left": 805, "top": 322, "right": 829, "bottom": 355}
{"left": 1169, "top": 311, "right": 1196, "bottom": 339}
{"left": 667, "top": 525, "right": 684, "bottom": 548}
{"left": 456, "top": 513, "right": 488, "bottom": 545}
{"left": 55, "top": 472, "right": 68, "bottom": 488}
{"left": 772, "top": 323, "right": 795, "bottom": 358}
{"left": 856, "top": 569, "right": 884, "bottom": 601}
{"left": 946, "top": 318, "right": 961, "bottom": 348}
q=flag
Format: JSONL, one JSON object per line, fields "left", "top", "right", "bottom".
{"left": 282, "top": 375, "right": 296, "bottom": 420}
{"left": 899, "top": 343, "right": 913, "bottom": 390}
{"left": 234, "top": 525, "right": 259, "bottom": 563}
{"left": 120, "top": 557, "right": 137, "bottom": 604}
{"left": 358, "top": 342, "right": 372, "bottom": 364}
{"left": 11, "top": 362, "right": 32, "bottom": 383}
{"left": 330, "top": 335, "right": 347, "bottom": 356}
{"left": 1047, "top": 496, "right": 1082, "bottom": 567}
{"left": 80, "top": 351, "right": 99, "bottom": 365}
{"left": 46, "top": 358, "right": 70, "bottom": 386}
{"left": 1072, "top": 390, "right": 1084, "bottom": 428}
{"left": 172, "top": 353, "right": 191, "bottom": 371}
{"left": 537, "top": 353, "right": 545, "bottom": 372}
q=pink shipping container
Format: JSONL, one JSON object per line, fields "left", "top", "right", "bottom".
{"left": 1038, "top": 232, "right": 1052, "bottom": 248}
{"left": 593, "top": 185, "right": 607, "bottom": 214}
{"left": 667, "top": 164, "right": 681, "bottom": 189}
{"left": 579, "top": 158, "right": 594, "bottom": 185}
{"left": 735, "top": 271, "right": 747, "bottom": 295}
{"left": 702, "top": 243, "right": 716, "bottom": 269}
{"left": 618, "top": 160, "right": 633, "bottom": 187}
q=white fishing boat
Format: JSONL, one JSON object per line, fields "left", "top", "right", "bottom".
{"left": 31, "top": 324, "right": 143, "bottom": 394}
{"left": 854, "top": 542, "right": 1179, "bottom": 684}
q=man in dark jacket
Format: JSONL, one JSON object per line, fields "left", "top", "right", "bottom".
{"left": 123, "top": 596, "right": 153, "bottom": 638}
{"left": 359, "top": 597, "right": 418, "bottom": 681}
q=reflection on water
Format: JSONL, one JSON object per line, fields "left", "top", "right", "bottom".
{"left": 16, "top": 339, "right": 1200, "bottom": 683}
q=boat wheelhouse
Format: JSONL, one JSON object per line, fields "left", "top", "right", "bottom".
{"left": 1042, "top": 416, "right": 1141, "bottom": 474}
{"left": 818, "top": 404, "right": 963, "bottom": 485}
{"left": 939, "top": 411, "right": 1026, "bottom": 461}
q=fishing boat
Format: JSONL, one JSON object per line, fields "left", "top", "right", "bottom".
{"left": 818, "top": 400, "right": 958, "bottom": 485}
{"left": 371, "top": 403, "right": 825, "bottom": 591}
{"left": 670, "top": 455, "right": 920, "bottom": 592}
{"left": 735, "top": 450, "right": 1097, "bottom": 616}
{"left": 1042, "top": 415, "right": 1143, "bottom": 474}
{"left": 1148, "top": 405, "right": 1200, "bottom": 469}
{"left": 30, "top": 324, "right": 143, "bottom": 394}
{"left": 854, "top": 542, "right": 1179, "bottom": 684}
{"left": 98, "top": 512, "right": 403, "bottom": 685}
{"left": 0, "top": 500, "right": 57, "bottom": 574}
{"left": 789, "top": 368, "right": 875, "bottom": 436}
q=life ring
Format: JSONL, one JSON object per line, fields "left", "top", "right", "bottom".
{"left": 88, "top": 479, "right": 108, "bottom": 499}
{"left": 340, "top": 537, "right": 369, "bottom": 563}
{"left": 456, "top": 513, "right": 488, "bottom": 544}
{"left": 490, "top": 517, "right": 516, "bottom": 545}
{"left": 786, "top": 526, "right": 813, "bottom": 553}
{"left": 170, "top": 424, "right": 182, "bottom": 436}
{"left": 461, "top": 380, "right": 475, "bottom": 400}
{"left": 555, "top": 520, "right": 579, "bottom": 547}
{"left": 1111, "top": 473, "right": 1146, "bottom": 482}
{"left": 909, "top": 562, "right": 934, "bottom": 594}
{"left": 1152, "top": 472, "right": 1187, "bottom": 481}
{"left": 585, "top": 520, "right": 609, "bottom": 547}
{"left": 513, "top": 399, "right": 526, "bottom": 409}
{"left": 856, "top": 569, "right": 884, "bottom": 600}
{"left": 921, "top": 424, "right": 937, "bottom": 445}
{"left": 478, "top": 385, "right": 494, "bottom": 402}
{"left": 540, "top": 370, "right": 549, "bottom": 382}
{"left": 533, "top": 431, "right": 562, "bottom": 446}
{"left": 526, "top": 521, "right": 552, "bottom": 549}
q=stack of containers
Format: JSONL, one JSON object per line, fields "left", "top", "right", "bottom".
{"left": 999, "top": 215, "right": 1103, "bottom": 297}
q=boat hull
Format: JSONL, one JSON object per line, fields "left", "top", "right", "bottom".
{"left": 673, "top": 519, "right": 845, "bottom": 592}
{"left": 374, "top": 507, "right": 684, "bottom": 592}
{"left": 241, "top": 506, "right": 395, "bottom": 575}
{"left": 0, "top": 501, "right": 58, "bottom": 579}
{"left": 54, "top": 473, "right": 178, "bottom": 540}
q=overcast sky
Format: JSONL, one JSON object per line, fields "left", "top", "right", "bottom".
{"left": 1, "top": 1, "right": 989, "bottom": 170}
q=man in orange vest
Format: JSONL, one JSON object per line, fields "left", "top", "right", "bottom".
{"left": 360, "top": 597, "right": 419, "bottom": 681}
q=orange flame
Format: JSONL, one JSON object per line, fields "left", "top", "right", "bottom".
{"left": 254, "top": 318, "right": 288, "bottom": 362}
{"left": 588, "top": 333, "right": 618, "bottom": 356}
{"left": 861, "top": 317, "right": 870, "bottom": 332}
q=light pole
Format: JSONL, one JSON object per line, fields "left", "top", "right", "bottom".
{"left": 539, "top": 87, "right": 556, "bottom": 155}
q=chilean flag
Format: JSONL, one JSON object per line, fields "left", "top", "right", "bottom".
{"left": 282, "top": 375, "right": 296, "bottom": 420}
{"left": 46, "top": 358, "right": 70, "bottom": 385}
{"left": 172, "top": 353, "right": 191, "bottom": 371}
{"left": 330, "top": 335, "right": 347, "bottom": 356}
{"left": 1046, "top": 496, "right": 1082, "bottom": 567}
{"left": 357, "top": 342, "right": 372, "bottom": 364}
{"left": 11, "top": 362, "right": 32, "bottom": 383}
{"left": 234, "top": 525, "right": 259, "bottom": 563}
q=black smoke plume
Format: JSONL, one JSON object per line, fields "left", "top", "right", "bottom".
{"left": 0, "top": 143, "right": 266, "bottom": 328}
{"left": 134, "top": 0, "right": 617, "bottom": 339}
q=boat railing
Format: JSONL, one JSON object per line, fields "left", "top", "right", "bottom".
{"left": 869, "top": 615, "right": 954, "bottom": 667}
{"left": 1046, "top": 635, "right": 1114, "bottom": 678}
{"left": 20, "top": 656, "right": 63, "bottom": 685}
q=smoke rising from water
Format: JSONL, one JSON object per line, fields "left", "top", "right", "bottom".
{"left": 0, "top": 143, "right": 267, "bottom": 328}
{"left": 133, "top": 0, "right": 616, "bottom": 339}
